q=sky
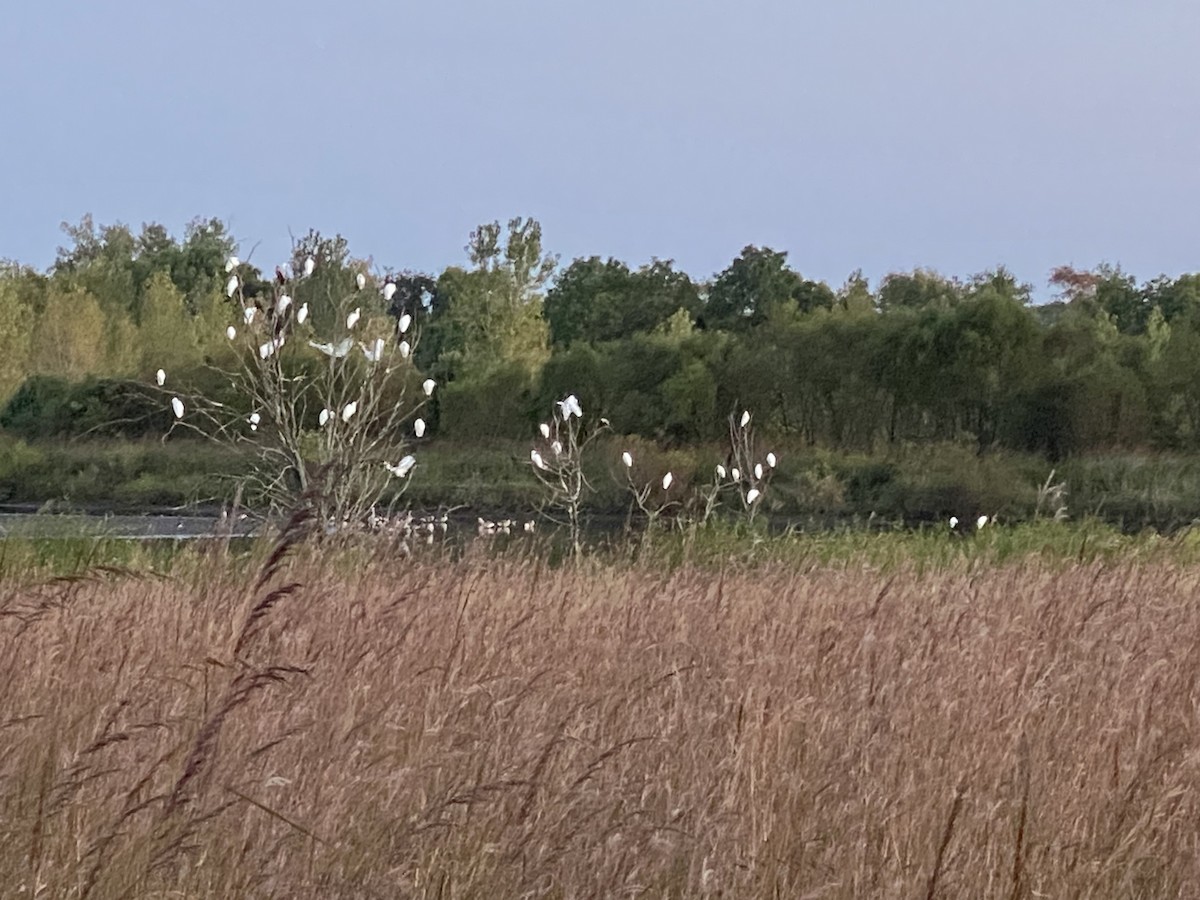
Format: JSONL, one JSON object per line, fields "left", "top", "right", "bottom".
{"left": 2, "top": 0, "right": 1198, "bottom": 298}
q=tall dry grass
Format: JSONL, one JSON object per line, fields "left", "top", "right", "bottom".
{"left": 3, "top": 540, "right": 1200, "bottom": 898}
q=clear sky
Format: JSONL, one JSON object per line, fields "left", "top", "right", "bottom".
{"left": 2, "top": 0, "right": 1197, "bottom": 296}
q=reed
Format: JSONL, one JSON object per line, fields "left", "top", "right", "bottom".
{"left": 3, "top": 547, "right": 1199, "bottom": 897}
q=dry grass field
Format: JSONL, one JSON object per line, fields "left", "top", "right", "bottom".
{"left": 3, "top": 534, "right": 1200, "bottom": 898}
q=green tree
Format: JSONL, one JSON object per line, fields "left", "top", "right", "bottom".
{"left": 704, "top": 246, "right": 833, "bottom": 330}
{"left": 30, "top": 287, "right": 107, "bottom": 379}
{"left": 422, "top": 218, "right": 555, "bottom": 384}
{"left": 877, "top": 269, "right": 962, "bottom": 312}
{"left": 544, "top": 257, "right": 700, "bottom": 346}
{"left": 0, "top": 271, "right": 33, "bottom": 402}
{"left": 138, "top": 272, "right": 203, "bottom": 377}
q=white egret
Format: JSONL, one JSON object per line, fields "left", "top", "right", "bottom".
{"left": 539, "top": 422, "right": 551, "bottom": 439}
{"left": 258, "top": 340, "right": 275, "bottom": 360}
{"left": 531, "top": 449, "right": 547, "bottom": 470}
{"left": 243, "top": 307, "right": 256, "bottom": 325}
{"left": 716, "top": 464, "right": 727, "bottom": 479}
{"left": 754, "top": 463, "right": 764, "bottom": 480}
{"left": 361, "top": 338, "right": 385, "bottom": 363}
{"left": 740, "top": 410, "right": 751, "bottom": 428}
{"left": 382, "top": 282, "right": 397, "bottom": 302}
{"left": 398, "top": 313, "right": 412, "bottom": 334}
{"left": 422, "top": 378, "right": 436, "bottom": 397}
{"left": 622, "top": 451, "right": 633, "bottom": 467}
{"left": 398, "top": 340, "right": 411, "bottom": 358}
{"left": 731, "top": 467, "right": 740, "bottom": 481}
{"left": 277, "top": 294, "right": 292, "bottom": 315}
{"left": 746, "top": 488, "right": 761, "bottom": 504}
{"left": 226, "top": 325, "right": 237, "bottom": 340}
{"left": 557, "top": 394, "right": 583, "bottom": 419}
{"left": 551, "top": 440, "right": 563, "bottom": 456}
{"left": 156, "top": 368, "right": 166, "bottom": 386}
{"left": 977, "top": 515, "right": 989, "bottom": 530}
{"left": 341, "top": 401, "right": 357, "bottom": 423}
{"left": 414, "top": 417, "right": 426, "bottom": 438}
{"left": 226, "top": 275, "right": 239, "bottom": 298}
{"left": 249, "top": 412, "right": 261, "bottom": 426}
{"left": 309, "top": 338, "right": 353, "bottom": 358}
{"left": 171, "top": 397, "right": 184, "bottom": 419}
{"left": 318, "top": 408, "right": 331, "bottom": 427}
{"left": 302, "top": 256, "right": 315, "bottom": 277}
{"left": 662, "top": 472, "right": 674, "bottom": 490}
{"left": 356, "top": 272, "right": 366, "bottom": 291}
{"left": 224, "top": 256, "right": 239, "bottom": 273}
{"left": 346, "top": 307, "right": 361, "bottom": 329}
{"left": 296, "top": 302, "right": 308, "bottom": 324}
{"left": 384, "top": 455, "right": 415, "bottom": 478}
{"left": 766, "top": 451, "right": 777, "bottom": 468}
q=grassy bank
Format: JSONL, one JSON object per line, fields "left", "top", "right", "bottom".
{"left": 7, "top": 432, "right": 1200, "bottom": 532}
{"left": 4, "top": 540, "right": 1200, "bottom": 897}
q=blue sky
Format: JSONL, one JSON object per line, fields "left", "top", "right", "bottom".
{"left": 2, "top": 0, "right": 1197, "bottom": 296}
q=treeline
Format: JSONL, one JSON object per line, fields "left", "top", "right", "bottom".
{"left": 3, "top": 214, "right": 1200, "bottom": 459}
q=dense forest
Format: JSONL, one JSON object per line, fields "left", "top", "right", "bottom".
{"left": 2, "top": 213, "right": 1197, "bottom": 463}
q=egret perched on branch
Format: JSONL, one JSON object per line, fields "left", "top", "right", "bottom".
{"left": 226, "top": 325, "right": 237, "bottom": 340}
{"left": 530, "top": 449, "right": 547, "bottom": 470}
{"left": 740, "top": 410, "right": 751, "bottom": 428}
{"left": 302, "top": 256, "right": 315, "bottom": 278}
{"left": 248, "top": 412, "right": 261, "bottom": 431}
{"left": 754, "top": 463, "right": 763, "bottom": 480}
{"left": 766, "top": 452, "right": 777, "bottom": 468}
{"left": 156, "top": 369, "right": 166, "bottom": 387}
{"left": 382, "top": 281, "right": 397, "bottom": 302}
{"left": 318, "top": 408, "right": 331, "bottom": 427}
{"left": 414, "top": 417, "right": 426, "bottom": 438}
{"left": 384, "top": 455, "right": 415, "bottom": 478}
{"left": 296, "top": 302, "right": 308, "bottom": 325}
{"left": 539, "top": 423, "right": 551, "bottom": 439}
{"left": 309, "top": 338, "right": 353, "bottom": 358}
{"left": 398, "top": 313, "right": 412, "bottom": 334}
{"left": 341, "top": 401, "right": 357, "bottom": 423}
{"left": 224, "top": 256, "right": 239, "bottom": 273}
{"left": 171, "top": 397, "right": 184, "bottom": 419}
{"left": 226, "top": 275, "right": 239, "bottom": 298}
{"left": 746, "top": 488, "right": 761, "bottom": 504}
{"left": 422, "top": 378, "right": 436, "bottom": 397}
{"left": 622, "top": 451, "right": 633, "bottom": 467}
{"left": 346, "top": 308, "right": 361, "bottom": 330}
{"left": 558, "top": 394, "right": 582, "bottom": 419}
{"left": 662, "top": 472, "right": 674, "bottom": 490}
{"left": 356, "top": 272, "right": 367, "bottom": 291}
{"left": 716, "top": 464, "right": 727, "bottom": 479}
{"left": 277, "top": 294, "right": 292, "bottom": 316}
{"left": 243, "top": 307, "right": 256, "bottom": 325}
{"left": 398, "top": 340, "right": 410, "bottom": 359}
{"left": 361, "top": 338, "right": 385, "bottom": 363}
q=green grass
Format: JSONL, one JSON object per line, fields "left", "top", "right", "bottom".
{"left": 7, "top": 431, "right": 1200, "bottom": 534}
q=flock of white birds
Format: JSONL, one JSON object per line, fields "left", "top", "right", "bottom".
{"left": 163, "top": 255, "right": 436, "bottom": 485}
{"left": 159, "top": 256, "right": 996, "bottom": 535}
